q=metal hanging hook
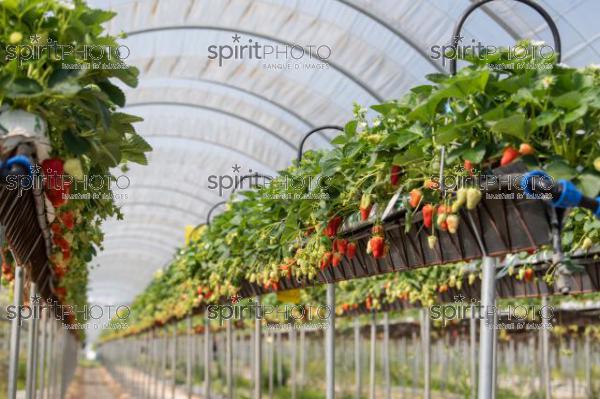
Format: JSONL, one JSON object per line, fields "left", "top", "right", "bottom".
{"left": 205, "top": 173, "right": 272, "bottom": 226}
{"left": 297, "top": 125, "right": 344, "bottom": 163}
{"left": 449, "top": 0, "right": 562, "bottom": 76}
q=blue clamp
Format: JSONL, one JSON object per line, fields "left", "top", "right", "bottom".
{"left": 520, "top": 170, "right": 552, "bottom": 198}
{"left": 595, "top": 197, "right": 600, "bottom": 218}
{"left": 4, "top": 155, "right": 33, "bottom": 176}
{"left": 553, "top": 179, "right": 582, "bottom": 208}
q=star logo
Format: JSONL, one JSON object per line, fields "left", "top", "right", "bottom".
{"left": 453, "top": 35, "right": 464, "bottom": 43}
{"left": 230, "top": 295, "right": 241, "bottom": 304}
{"left": 232, "top": 164, "right": 241, "bottom": 173}
{"left": 30, "top": 34, "right": 41, "bottom": 44}
{"left": 453, "top": 294, "right": 466, "bottom": 302}
{"left": 232, "top": 34, "right": 241, "bottom": 43}
{"left": 32, "top": 294, "right": 41, "bottom": 304}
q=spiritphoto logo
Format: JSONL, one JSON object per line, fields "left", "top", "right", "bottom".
{"left": 5, "top": 34, "right": 130, "bottom": 69}
{"left": 207, "top": 303, "right": 331, "bottom": 324}
{"left": 430, "top": 37, "right": 555, "bottom": 70}
{"left": 208, "top": 33, "right": 332, "bottom": 70}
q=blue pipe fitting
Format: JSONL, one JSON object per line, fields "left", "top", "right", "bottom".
{"left": 4, "top": 155, "right": 33, "bottom": 176}
{"left": 553, "top": 179, "right": 582, "bottom": 208}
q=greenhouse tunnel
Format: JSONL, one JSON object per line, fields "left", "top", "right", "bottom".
{"left": 1, "top": 0, "right": 600, "bottom": 398}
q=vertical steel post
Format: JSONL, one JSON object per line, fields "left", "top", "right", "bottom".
{"left": 171, "top": 324, "right": 178, "bottom": 399}
{"left": 37, "top": 309, "right": 47, "bottom": 399}
{"left": 26, "top": 282, "right": 39, "bottom": 399}
{"left": 254, "top": 296, "right": 262, "bottom": 399}
{"left": 491, "top": 311, "right": 498, "bottom": 399}
{"left": 585, "top": 333, "right": 591, "bottom": 398}
{"left": 186, "top": 316, "right": 193, "bottom": 399}
{"left": 422, "top": 308, "right": 431, "bottom": 399}
{"left": 299, "top": 328, "right": 306, "bottom": 388}
{"left": 354, "top": 317, "right": 361, "bottom": 399}
{"left": 204, "top": 311, "right": 211, "bottom": 399}
{"left": 290, "top": 325, "right": 297, "bottom": 399}
{"left": 541, "top": 296, "right": 552, "bottom": 399}
{"left": 384, "top": 313, "right": 390, "bottom": 399}
{"left": 226, "top": 318, "right": 233, "bottom": 399}
{"left": 469, "top": 306, "right": 478, "bottom": 399}
{"left": 161, "top": 328, "right": 168, "bottom": 399}
{"left": 478, "top": 256, "right": 497, "bottom": 399}
{"left": 8, "top": 265, "right": 24, "bottom": 399}
{"left": 325, "top": 284, "right": 335, "bottom": 399}
{"left": 369, "top": 312, "right": 376, "bottom": 399}
{"left": 47, "top": 318, "right": 56, "bottom": 399}
{"left": 269, "top": 333, "right": 274, "bottom": 399}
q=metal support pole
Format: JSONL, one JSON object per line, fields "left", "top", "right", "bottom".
{"left": 26, "top": 282, "right": 39, "bottom": 399}
{"left": 290, "top": 326, "right": 297, "bottom": 399}
{"left": 422, "top": 308, "right": 431, "bottom": 399}
{"left": 541, "top": 296, "right": 552, "bottom": 399}
{"left": 478, "top": 256, "right": 497, "bottom": 399}
{"left": 204, "top": 311, "right": 211, "bottom": 399}
{"left": 491, "top": 311, "right": 498, "bottom": 399}
{"left": 384, "top": 313, "right": 390, "bottom": 399}
{"left": 269, "top": 333, "right": 274, "bottom": 399}
{"left": 46, "top": 318, "right": 55, "bottom": 399}
{"left": 325, "top": 283, "right": 336, "bottom": 399}
{"left": 8, "top": 265, "right": 24, "bottom": 399}
{"left": 585, "top": 333, "right": 591, "bottom": 398}
{"left": 299, "top": 328, "right": 306, "bottom": 388}
{"left": 354, "top": 317, "right": 361, "bottom": 399}
{"left": 186, "top": 316, "right": 193, "bottom": 399}
{"left": 369, "top": 313, "right": 376, "bottom": 399}
{"left": 254, "top": 296, "right": 262, "bottom": 399}
{"left": 171, "top": 325, "right": 178, "bottom": 399}
{"left": 37, "top": 309, "right": 47, "bottom": 399}
{"left": 161, "top": 328, "right": 168, "bottom": 399}
{"left": 226, "top": 318, "right": 233, "bottom": 399}
{"left": 470, "top": 305, "right": 477, "bottom": 399}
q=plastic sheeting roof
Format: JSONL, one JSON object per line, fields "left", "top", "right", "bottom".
{"left": 86, "top": 0, "right": 600, "bottom": 309}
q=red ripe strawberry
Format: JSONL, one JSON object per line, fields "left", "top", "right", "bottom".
{"left": 335, "top": 239, "right": 348, "bottom": 255}
{"left": 324, "top": 216, "right": 343, "bottom": 238}
{"left": 53, "top": 236, "right": 70, "bottom": 252}
{"left": 422, "top": 204, "right": 434, "bottom": 229}
{"left": 42, "top": 158, "right": 64, "bottom": 178}
{"left": 524, "top": 268, "right": 534, "bottom": 283}
{"left": 321, "top": 252, "right": 333, "bottom": 269}
{"left": 53, "top": 266, "right": 65, "bottom": 278}
{"left": 50, "top": 223, "right": 62, "bottom": 235}
{"left": 365, "top": 296, "right": 373, "bottom": 310}
{"left": 464, "top": 160, "right": 474, "bottom": 176}
{"left": 369, "top": 236, "right": 385, "bottom": 258}
{"left": 60, "top": 211, "right": 75, "bottom": 230}
{"left": 360, "top": 194, "right": 372, "bottom": 221}
{"left": 390, "top": 165, "right": 402, "bottom": 186}
{"left": 360, "top": 206, "right": 372, "bottom": 221}
{"left": 500, "top": 147, "right": 519, "bottom": 166}
{"left": 332, "top": 253, "right": 342, "bottom": 267}
{"left": 346, "top": 242, "right": 357, "bottom": 260}
{"left": 62, "top": 247, "right": 71, "bottom": 262}
{"left": 409, "top": 189, "right": 422, "bottom": 208}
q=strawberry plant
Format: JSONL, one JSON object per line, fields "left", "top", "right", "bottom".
{"left": 0, "top": 0, "right": 151, "bottom": 331}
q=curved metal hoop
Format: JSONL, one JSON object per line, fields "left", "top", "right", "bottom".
{"left": 297, "top": 125, "right": 344, "bottom": 162}
{"left": 449, "top": 0, "right": 562, "bottom": 75}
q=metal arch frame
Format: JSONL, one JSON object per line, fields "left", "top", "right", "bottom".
{"left": 126, "top": 26, "right": 384, "bottom": 102}
{"left": 100, "top": 222, "right": 186, "bottom": 238}
{"left": 205, "top": 173, "right": 272, "bottom": 225}
{"left": 126, "top": 101, "right": 297, "bottom": 151}
{"left": 449, "top": 0, "right": 562, "bottom": 75}
{"left": 100, "top": 237, "right": 177, "bottom": 254}
{"left": 333, "top": 0, "right": 444, "bottom": 72}
{"left": 131, "top": 76, "right": 332, "bottom": 146}
{"left": 137, "top": 133, "right": 280, "bottom": 170}
{"left": 136, "top": 77, "right": 317, "bottom": 130}
{"left": 120, "top": 201, "right": 206, "bottom": 221}
{"left": 127, "top": 184, "right": 214, "bottom": 207}
{"left": 297, "top": 125, "right": 344, "bottom": 162}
